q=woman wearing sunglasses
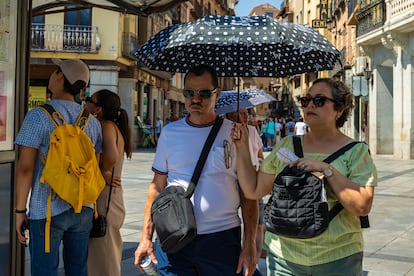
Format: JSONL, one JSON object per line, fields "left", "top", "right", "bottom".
{"left": 85, "top": 90, "right": 132, "bottom": 276}
{"left": 236, "top": 78, "right": 377, "bottom": 275}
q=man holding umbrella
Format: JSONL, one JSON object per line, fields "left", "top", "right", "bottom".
{"left": 134, "top": 65, "right": 258, "bottom": 276}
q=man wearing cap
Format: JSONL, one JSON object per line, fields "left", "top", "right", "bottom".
{"left": 14, "top": 59, "right": 102, "bottom": 276}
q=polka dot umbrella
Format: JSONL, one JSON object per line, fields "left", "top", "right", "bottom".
{"left": 135, "top": 15, "right": 340, "bottom": 77}
{"left": 215, "top": 88, "right": 276, "bottom": 115}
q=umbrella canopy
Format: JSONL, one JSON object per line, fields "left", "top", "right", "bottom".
{"left": 135, "top": 15, "right": 340, "bottom": 77}
{"left": 215, "top": 88, "right": 276, "bottom": 115}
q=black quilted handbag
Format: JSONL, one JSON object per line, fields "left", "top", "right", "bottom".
{"left": 264, "top": 137, "right": 360, "bottom": 239}
{"left": 90, "top": 214, "right": 107, "bottom": 238}
{"left": 264, "top": 165, "right": 330, "bottom": 238}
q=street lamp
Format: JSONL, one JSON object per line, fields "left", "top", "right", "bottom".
{"left": 326, "top": 18, "right": 336, "bottom": 31}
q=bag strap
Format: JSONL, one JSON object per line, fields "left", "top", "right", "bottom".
{"left": 74, "top": 107, "right": 91, "bottom": 130}
{"left": 105, "top": 124, "right": 119, "bottom": 216}
{"left": 185, "top": 117, "right": 224, "bottom": 197}
{"left": 323, "top": 141, "right": 361, "bottom": 163}
{"left": 40, "top": 103, "right": 66, "bottom": 127}
{"left": 41, "top": 104, "right": 91, "bottom": 129}
{"left": 292, "top": 136, "right": 361, "bottom": 163}
{"left": 292, "top": 136, "right": 303, "bottom": 157}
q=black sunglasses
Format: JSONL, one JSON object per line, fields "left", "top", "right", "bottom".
{"left": 85, "top": 96, "right": 100, "bottom": 106}
{"left": 183, "top": 88, "right": 217, "bottom": 99}
{"left": 298, "top": 95, "right": 336, "bottom": 108}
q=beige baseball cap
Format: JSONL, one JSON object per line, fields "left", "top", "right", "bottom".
{"left": 52, "top": 58, "right": 89, "bottom": 87}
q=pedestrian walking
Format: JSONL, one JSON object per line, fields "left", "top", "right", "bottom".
{"left": 285, "top": 117, "right": 296, "bottom": 137}
{"left": 155, "top": 116, "right": 163, "bottom": 141}
{"left": 294, "top": 118, "right": 307, "bottom": 136}
{"left": 227, "top": 108, "right": 265, "bottom": 276}
{"left": 266, "top": 117, "right": 276, "bottom": 149}
{"left": 134, "top": 64, "right": 258, "bottom": 276}
{"left": 274, "top": 118, "right": 283, "bottom": 145}
{"left": 260, "top": 119, "right": 268, "bottom": 150}
{"left": 237, "top": 78, "right": 378, "bottom": 275}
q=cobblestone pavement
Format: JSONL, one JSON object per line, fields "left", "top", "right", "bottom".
{"left": 120, "top": 150, "right": 414, "bottom": 276}
{"left": 25, "top": 149, "right": 414, "bottom": 275}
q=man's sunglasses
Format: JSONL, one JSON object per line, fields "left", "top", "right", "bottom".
{"left": 298, "top": 95, "right": 336, "bottom": 108}
{"left": 183, "top": 88, "right": 217, "bottom": 99}
{"left": 85, "top": 96, "right": 100, "bottom": 106}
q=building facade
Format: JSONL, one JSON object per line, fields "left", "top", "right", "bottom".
{"left": 29, "top": 0, "right": 236, "bottom": 149}
{"left": 1, "top": 0, "right": 238, "bottom": 275}
{"left": 277, "top": 0, "right": 414, "bottom": 159}
{"left": 356, "top": 0, "right": 414, "bottom": 159}
{"left": 239, "top": 3, "right": 282, "bottom": 120}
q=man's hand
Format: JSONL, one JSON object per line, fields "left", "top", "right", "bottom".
{"left": 15, "top": 213, "right": 29, "bottom": 246}
{"left": 237, "top": 240, "right": 257, "bottom": 276}
{"left": 134, "top": 238, "right": 157, "bottom": 272}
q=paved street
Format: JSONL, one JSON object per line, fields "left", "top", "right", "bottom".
{"left": 25, "top": 148, "right": 414, "bottom": 275}
{"left": 120, "top": 149, "right": 414, "bottom": 276}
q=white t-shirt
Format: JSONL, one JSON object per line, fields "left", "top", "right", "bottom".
{"left": 295, "top": 121, "right": 307, "bottom": 135}
{"left": 152, "top": 117, "right": 241, "bottom": 234}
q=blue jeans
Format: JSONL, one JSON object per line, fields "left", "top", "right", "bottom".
{"left": 29, "top": 207, "right": 93, "bottom": 276}
{"left": 156, "top": 227, "right": 242, "bottom": 276}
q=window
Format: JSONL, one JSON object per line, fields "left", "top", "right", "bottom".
{"left": 32, "top": 15, "right": 45, "bottom": 49}
{"left": 63, "top": 6, "right": 92, "bottom": 51}
{"left": 64, "top": 6, "right": 91, "bottom": 26}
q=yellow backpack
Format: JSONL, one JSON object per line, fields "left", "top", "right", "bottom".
{"left": 39, "top": 104, "right": 105, "bottom": 252}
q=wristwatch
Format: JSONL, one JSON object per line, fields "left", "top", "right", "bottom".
{"left": 323, "top": 166, "right": 334, "bottom": 177}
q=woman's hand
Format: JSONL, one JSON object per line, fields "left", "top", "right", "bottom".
{"left": 290, "top": 158, "right": 327, "bottom": 173}
{"left": 231, "top": 122, "right": 249, "bottom": 148}
{"left": 103, "top": 170, "right": 121, "bottom": 187}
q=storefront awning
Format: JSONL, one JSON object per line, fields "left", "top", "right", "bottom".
{"left": 32, "top": 0, "right": 188, "bottom": 17}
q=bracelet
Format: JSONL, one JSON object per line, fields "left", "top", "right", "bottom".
{"left": 15, "top": 208, "right": 27, "bottom": 214}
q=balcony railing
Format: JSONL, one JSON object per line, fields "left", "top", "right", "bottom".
{"left": 31, "top": 23, "right": 101, "bottom": 53}
{"left": 388, "top": 0, "right": 414, "bottom": 22}
{"left": 356, "top": 0, "right": 385, "bottom": 36}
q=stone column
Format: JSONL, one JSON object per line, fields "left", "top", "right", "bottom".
{"left": 399, "top": 42, "right": 413, "bottom": 159}
{"left": 119, "top": 78, "right": 138, "bottom": 149}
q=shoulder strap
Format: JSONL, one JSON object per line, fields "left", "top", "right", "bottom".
{"left": 39, "top": 104, "right": 65, "bottom": 164}
{"left": 323, "top": 141, "right": 361, "bottom": 163}
{"left": 292, "top": 136, "right": 303, "bottom": 157}
{"left": 185, "top": 117, "right": 224, "bottom": 197}
{"left": 40, "top": 104, "right": 66, "bottom": 127}
{"left": 74, "top": 107, "right": 91, "bottom": 130}
{"left": 328, "top": 203, "right": 344, "bottom": 222}
{"left": 293, "top": 137, "right": 361, "bottom": 164}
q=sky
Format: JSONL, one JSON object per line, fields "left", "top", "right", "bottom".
{"left": 234, "top": 0, "right": 284, "bottom": 16}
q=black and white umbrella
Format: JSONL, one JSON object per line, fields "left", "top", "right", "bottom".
{"left": 215, "top": 88, "right": 276, "bottom": 115}
{"left": 135, "top": 15, "right": 340, "bottom": 77}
